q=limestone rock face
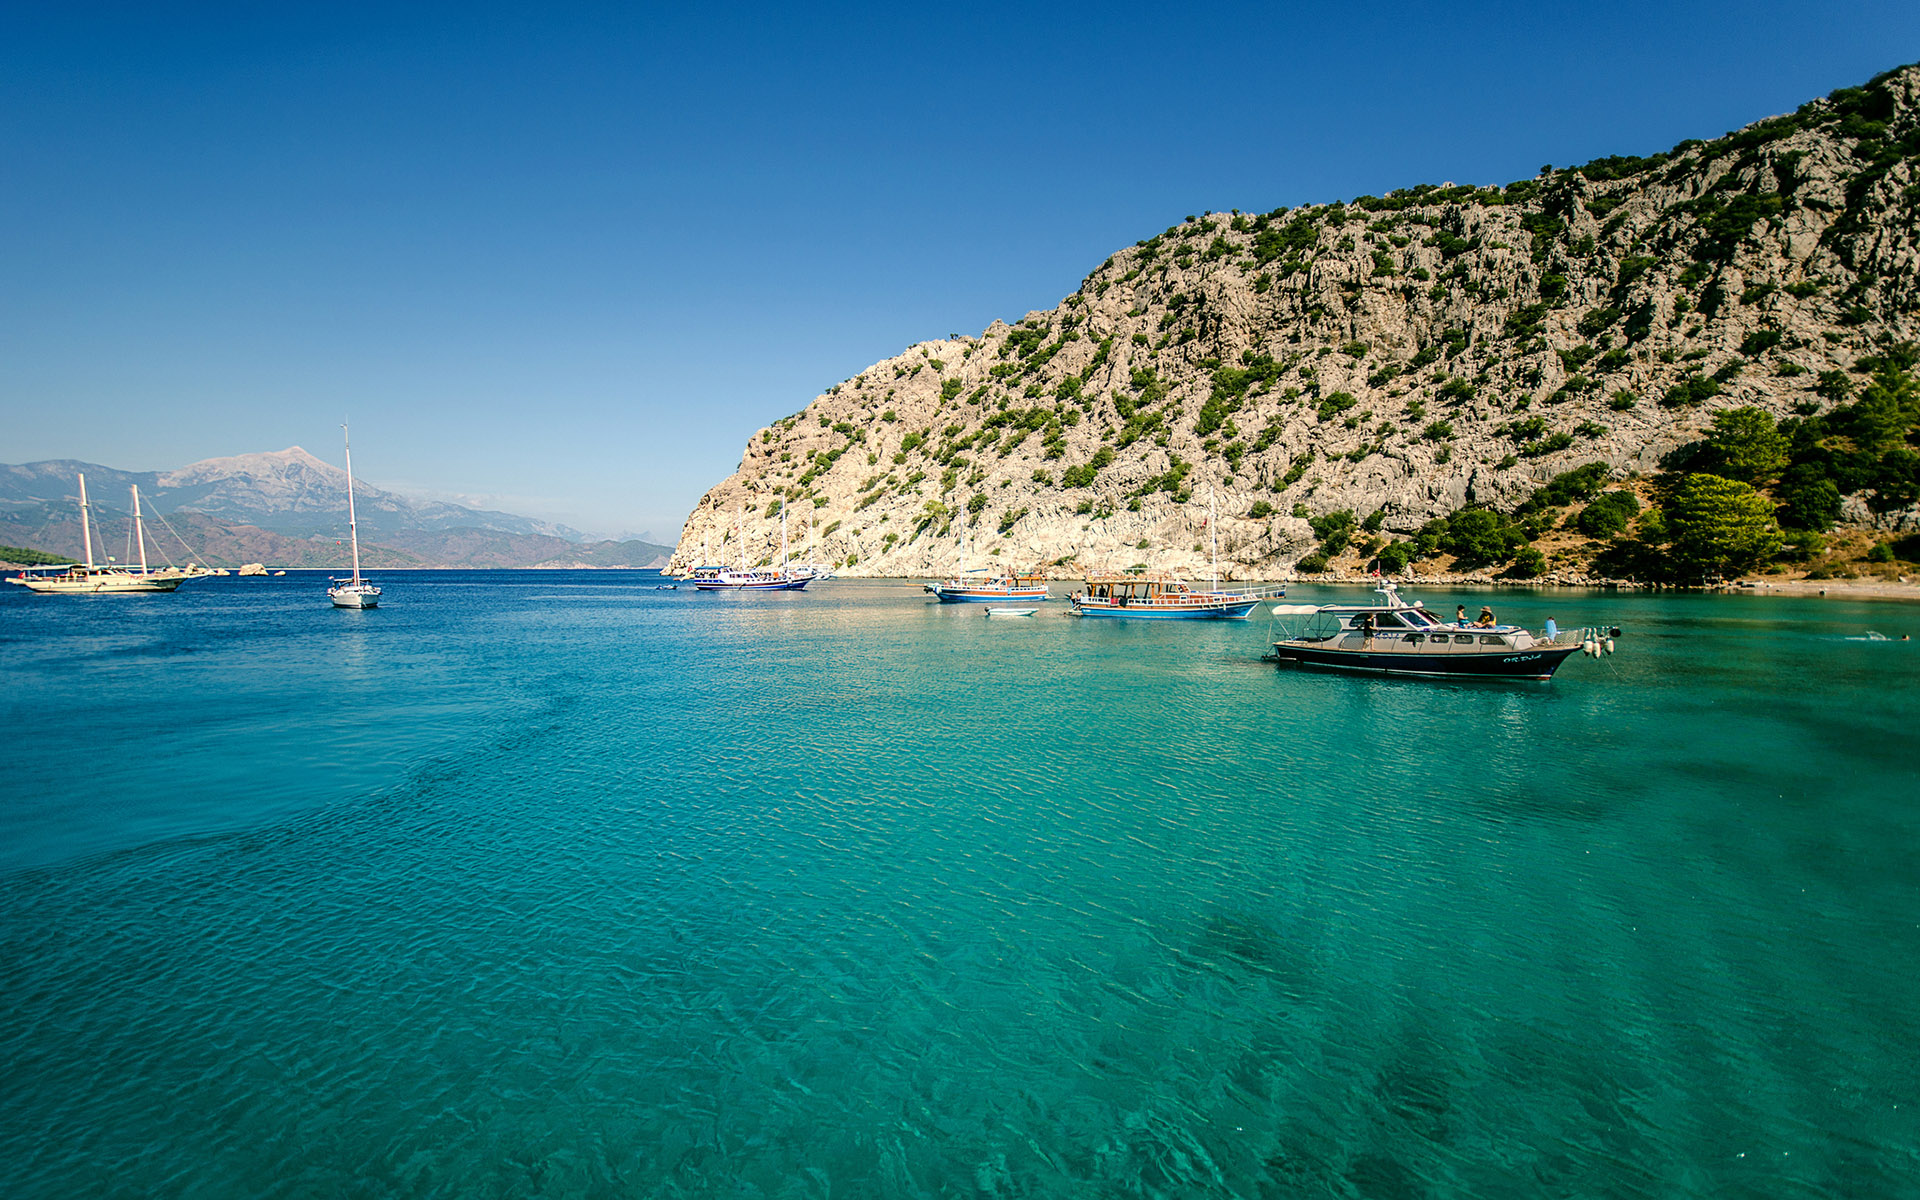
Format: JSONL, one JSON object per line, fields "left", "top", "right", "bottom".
{"left": 672, "top": 66, "right": 1920, "bottom": 578}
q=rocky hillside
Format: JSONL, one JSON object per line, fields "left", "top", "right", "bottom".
{"left": 671, "top": 64, "right": 1920, "bottom": 581}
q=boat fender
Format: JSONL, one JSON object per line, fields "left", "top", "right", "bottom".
{"left": 1582, "top": 639, "right": 1597, "bottom": 656}
{"left": 1603, "top": 638, "right": 1615, "bottom": 655}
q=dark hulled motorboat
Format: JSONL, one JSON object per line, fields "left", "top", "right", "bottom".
{"left": 1266, "top": 583, "right": 1601, "bottom": 680}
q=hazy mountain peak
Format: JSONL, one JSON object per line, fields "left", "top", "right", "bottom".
{"left": 5, "top": 445, "right": 603, "bottom": 550}
{"left": 161, "top": 446, "right": 343, "bottom": 488}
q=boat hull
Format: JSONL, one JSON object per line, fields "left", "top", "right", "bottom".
{"left": 329, "top": 585, "right": 381, "bottom": 609}
{"left": 9, "top": 573, "right": 184, "bottom": 594}
{"left": 1073, "top": 598, "right": 1258, "bottom": 619}
{"left": 1269, "top": 641, "right": 1581, "bottom": 679}
{"left": 928, "top": 585, "right": 1048, "bottom": 603}
{"left": 693, "top": 577, "right": 810, "bottom": 591}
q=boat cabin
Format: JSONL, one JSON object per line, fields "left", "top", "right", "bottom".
{"left": 1266, "top": 581, "right": 1591, "bottom": 680}
{"left": 1078, "top": 576, "right": 1204, "bottom": 606}
{"left": 1284, "top": 589, "right": 1541, "bottom": 653}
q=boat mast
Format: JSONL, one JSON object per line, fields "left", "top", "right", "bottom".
{"left": 132, "top": 484, "right": 149, "bottom": 574}
{"left": 780, "top": 504, "right": 788, "bottom": 571}
{"left": 737, "top": 503, "right": 745, "bottom": 570}
{"left": 1210, "top": 485, "right": 1218, "bottom": 593}
{"left": 343, "top": 423, "right": 363, "bottom": 586}
{"left": 78, "top": 473, "right": 96, "bottom": 570}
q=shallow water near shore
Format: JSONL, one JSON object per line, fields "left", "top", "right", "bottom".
{"left": 2, "top": 570, "right": 1916, "bottom": 1197}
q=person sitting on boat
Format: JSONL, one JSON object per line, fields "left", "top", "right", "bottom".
{"left": 1455, "top": 604, "right": 1468, "bottom": 626}
{"left": 1475, "top": 605, "right": 1496, "bottom": 627}
{"left": 1544, "top": 617, "right": 1558, "bottom": 642}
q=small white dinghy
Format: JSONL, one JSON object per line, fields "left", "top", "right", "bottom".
{"left": 985, "top": 607, "right": 1038, "bottom": 618}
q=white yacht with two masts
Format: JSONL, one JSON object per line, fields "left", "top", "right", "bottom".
{"left": 7, "top": 475, "right": 191, "bottom": 594}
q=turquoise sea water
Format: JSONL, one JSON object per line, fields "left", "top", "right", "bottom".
{"left": 2, "top": 570, "right": 1916, "bottom": 1197}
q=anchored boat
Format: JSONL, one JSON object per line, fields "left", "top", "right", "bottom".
{"left": 695, "top": 505, "right": 811, "bottom": 591}
{"left": 926, "top": 572, "right": 1050, "bottom": 603}
{"left": 1066, "top": 490, "right": 1281, "bottom": 619}
{"left": 1265, "top": 582, "right": 1609, "bottom": 679}
{"left": 327, "top": 424, "right": 382, "bottom": 609}
{"left": 923, "top": 517, "right": 1048, "bottom": 603}
{"left": 8, "top": 475, "right": 190, "bottom": 594}
{"left": 1069, "top": 575, "right": 1270, "bottom": 619}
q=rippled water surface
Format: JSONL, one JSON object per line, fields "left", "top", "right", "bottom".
{"left": 3, "top": 571, "right": 1916, "bottom": 1197}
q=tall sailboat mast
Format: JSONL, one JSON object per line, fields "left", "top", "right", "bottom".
{"left": 132, "top": 484, "right": 149, "bottom": 574}
{"left": 78, "top": 473, "right": 96, "bottom": 570}
{"left": 780, "top": 505, "right": 788, "bottom": 571}
{"left": 343, "top": 423, "right": 363, "bottom": 585}
{"left": 1210, "top": 485, "right": 1219, "bottom": 593}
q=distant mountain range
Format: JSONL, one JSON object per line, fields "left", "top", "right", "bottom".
{"left": 0, "top": 448, "right": 673, "bottom": 569}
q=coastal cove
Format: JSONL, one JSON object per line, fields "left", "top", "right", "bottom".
{"left": 2, "top": 571, "right": 1915, "bottom": 1195}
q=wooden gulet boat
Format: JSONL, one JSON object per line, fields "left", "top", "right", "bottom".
{"left": 695, "top": 504, "right": 811, "bottom": 590}
{"left": 8, "top": 475, "right": 190, "bottom": 594}
{"left": 1069, "top": 575, "right": 1269, "bottom": 619}
{"left": 923, "top": 516, "right": 1048, "bottom": 603}
{"left": 1067, "top": 490, "right": 1281, "bottom": 619}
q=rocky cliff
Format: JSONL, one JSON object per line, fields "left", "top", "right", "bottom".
{"left": 671, "top": 65, "right": 1920, "bottom": 580}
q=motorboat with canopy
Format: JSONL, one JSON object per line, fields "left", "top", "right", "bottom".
{"left": 1265, "top": 582, "right": 1617, "bottom": 679}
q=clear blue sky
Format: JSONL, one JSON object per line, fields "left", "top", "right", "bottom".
{"left": 3, "top": 2, "right": 1915, "bottom": 540}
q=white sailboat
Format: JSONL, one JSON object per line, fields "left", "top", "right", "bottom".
{"left": 7, "top": 475, "right": 190, "bottom": 594}
{"left": 327, "top": 424, "right": 382, "bottom": 609}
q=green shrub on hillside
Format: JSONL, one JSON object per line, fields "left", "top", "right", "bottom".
{"left": 1253, "top": 217, "right": 1318, "bottom": 264}
{"left": 1441, "top": 509, "right": 1526, "bottom": 568}
{"left": 1374, "top": 541, "right": 1414, "bottom": 573}
{"left": 1660, "top": 474, "right": 1783, "bottom": 579}
{"left": 0, "top": 544, "right": 67, "bottom": 565}
{"left": 1316, "top": 392, "right": 1358, "bottom": 422}
{"left": 1661, "top": 374, "right": 1723, "bottom": 408}
{"left": 1309, "top": 510, "right": 1356, "bottom": 556}
{"left": 1700, "top": 407, "right": 1789, "bottom": 484}
{"left": 1575, "top": 490, "right": 1642, "bottom": 537}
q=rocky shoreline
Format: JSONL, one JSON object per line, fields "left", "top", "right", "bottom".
{"left": 671, "top": 65, "right": 1919, "bottom": 588}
